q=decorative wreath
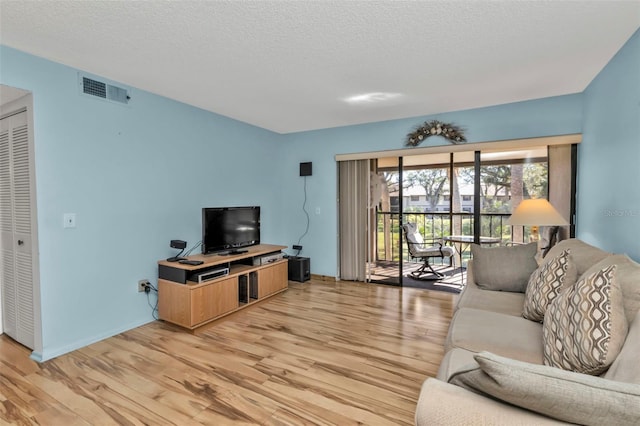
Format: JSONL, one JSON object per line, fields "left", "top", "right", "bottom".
{"left": 406, "top": 120, "right": 467, "bottom": 146}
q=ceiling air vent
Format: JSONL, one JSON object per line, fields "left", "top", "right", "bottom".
{"left": 80, "top": 75, "right": 130, "bottom": 104}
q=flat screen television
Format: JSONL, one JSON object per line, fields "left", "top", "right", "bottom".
{"left": 202, "top": 206, "right": 260, "bottom": 255}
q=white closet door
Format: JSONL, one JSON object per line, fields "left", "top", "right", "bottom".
{"left": 0, "top": 110, "right": 35, "bottom": 349}
{"left": 0, "top": 121, "right": 13, "bottom": 337}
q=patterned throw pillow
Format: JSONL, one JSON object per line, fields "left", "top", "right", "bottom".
{"left": 522, "top": 249, "right": 577, "bottom": 322}
{"left": 543, "top": 265, "right": 628, "bottom": 375}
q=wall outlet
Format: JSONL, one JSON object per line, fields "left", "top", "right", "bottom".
{"left": 63, "top": 213, "right": 76, "bottom": 228}
{"left": 138, "top": 279, "right": 150, "bottom": 293}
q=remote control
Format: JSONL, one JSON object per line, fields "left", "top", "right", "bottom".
{"left": 179, "top": 259, "right": 204, "bottom": 265}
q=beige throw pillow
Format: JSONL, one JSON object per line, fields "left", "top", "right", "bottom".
{"left": 471, "top": 242, "right": 538, "bottom": 293}
{"left": 522, "top": 249, "right": 577, "bottom": 322}
{"left": 543, "top": 265, "right": 628, "bottom": 375}
{"left": 449, "top": 351, "right": 640, "bottom": 426}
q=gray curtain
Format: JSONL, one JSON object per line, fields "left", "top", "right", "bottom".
{"left": 338, "top": 160, "right": 369, "bottom": 281}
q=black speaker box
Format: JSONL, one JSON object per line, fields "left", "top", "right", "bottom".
{"left": 288, "top": 256, "right": 310, "bottom": 282}
{"left": 300, "top": 162, "right": 312, "bottom": 177}
{"left": 170, "top": 239, "right": 187, "bottom": 249}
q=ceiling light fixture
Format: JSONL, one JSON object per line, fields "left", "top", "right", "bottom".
{"left": 343, "top": 92, "right": 402, "bottom": 104}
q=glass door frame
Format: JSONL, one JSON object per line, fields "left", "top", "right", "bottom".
{"left": 363, "top": 143, "right": 577, "bottom": 285}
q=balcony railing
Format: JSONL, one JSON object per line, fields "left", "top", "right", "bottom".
{"left": 376, "top": 211, "right": 529, "bottom": 262}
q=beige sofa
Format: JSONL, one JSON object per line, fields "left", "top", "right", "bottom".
{"left": 415, "top": 239, "right": 640, "bottom": 425}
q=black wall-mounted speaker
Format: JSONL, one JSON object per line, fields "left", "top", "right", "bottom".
{"left": 300, "top": 162, "right": 312, "bottom": 177}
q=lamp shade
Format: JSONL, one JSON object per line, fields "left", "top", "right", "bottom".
{"left": 507, "top": 199, "right": 569, "bottom": 226}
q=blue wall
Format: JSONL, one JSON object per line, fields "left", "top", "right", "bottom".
{"left": 1, "top": 46, "right": 286, "bottom": 360}
{"left": 280, "top": 95, "right": 584, "bottom": 276}
{"left": 2, "top": 28, "right": 637, "bottom": 359}
{"left": 579, "top": 29, "right": 640, "bottom": 261}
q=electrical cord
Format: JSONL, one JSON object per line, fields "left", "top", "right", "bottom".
{"left": 183, "top": 240, "right": 202, "bottom": 257}
{"left": 146, "top": 282, "right": 159, "bottom": 320}
{"left": 296, "top": 176, "right": 310, "bottom": 247}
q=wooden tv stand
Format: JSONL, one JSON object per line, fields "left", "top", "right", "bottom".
{"left": 157, "top": 244, "right": 288, "bottom": 330}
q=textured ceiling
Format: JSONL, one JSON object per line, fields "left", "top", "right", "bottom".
{"left": 1, "top": 1, "right": 639, "bottom": 133}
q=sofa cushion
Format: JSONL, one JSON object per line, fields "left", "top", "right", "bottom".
{"left": 471, "top": 242, "right": 538, "bottom": 292}
{"left": 614, "top": 255, "right": 640, "bottom": 323}
{"left": 456, "top": 275, "right": 526, "bottom": 316}
{"left": 449, "top": 351, "right": 640, "bottom": 426}
{"left": 523, "top": 249, "right": 577, "bottom": 322}
{"left": 604, "top": 311, "right": 640, "bottom": 385}
{"left": 446, "top": 308, "right": 544, "bottom": 364}
{"left": 543, "top": 265, "right": 628, "bottom": 375}
{"left": 543, "top": 238, "right": 610, "bottom": 276}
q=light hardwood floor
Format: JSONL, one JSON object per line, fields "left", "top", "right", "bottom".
{"left": 0, "top": 279, "right": 455, "bottom": 425}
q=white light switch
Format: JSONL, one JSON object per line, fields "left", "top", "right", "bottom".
{"left": 315, "top": 207, "right": 321, "bottom": 215}
{"left": 63, "top": 213, "right": 76, "bottom": 228}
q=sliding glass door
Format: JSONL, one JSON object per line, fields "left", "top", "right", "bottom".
{"left": 369, "top": 157, "right": 402, "bottom": 285}
{"left": 338, "top": 141, "right": 576, "bottom": 285}
{"left": 480, "top": 147, "right": 550, "bottom": 243}
{"left": 370, "top": 154, "right": 460, "bottom": 286}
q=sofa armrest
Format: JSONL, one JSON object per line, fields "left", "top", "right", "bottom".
{"left": 466, "top": 259, "right": 476, "bottom": 285}
{"left": 453, "top": 260, "right": 475, "bottom": 311}
{"left": 415, "top": 378, "right": 568, "bottom": 425}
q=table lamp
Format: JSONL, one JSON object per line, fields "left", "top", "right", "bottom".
{"left": 507, "top": 199, "right": 569, "bottom": 241}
